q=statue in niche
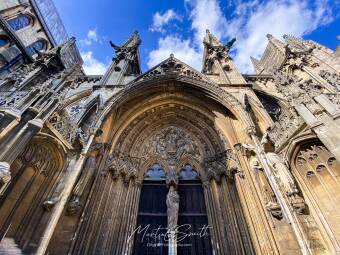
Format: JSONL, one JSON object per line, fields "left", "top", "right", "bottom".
{"left": 43, "top": 174, "right": 66, "bottom": 211}
{"left": 266, "top": 152, "right": 305, "bottom": 214}
{"left": 262, "top": 132, "right": 306, "bottom": 214}
{"left": 67, "top": 156, "right": 96, "bottom": 215}
{"left": 250, "top": 158, "right": 282, "bottom": 219}
{"left": 166, "top": 186, "right": 179, "bottom": 231}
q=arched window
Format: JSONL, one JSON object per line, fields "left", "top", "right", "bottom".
{"left": 0, "top": 36, "right": 10, "bottom": 47}
{"left": 293, "top": 141, "right": 340, "bottom": 244}
{"left": 7, "top": 15, "right": 31, "bottom": 31}
{"left": 26, "top": 40, "right": 46, "bottom": 56}
{"left": 133, "top": 164, "right": 168, "bottom": 255}
{"left": 177, "top": 165, "right": 213, "bottom": 255}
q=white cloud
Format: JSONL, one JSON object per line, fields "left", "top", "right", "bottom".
{"left": 148, "top": 0, "right": 335, "bottom": 73}
{"left": 184, "top": 0, "right": 335, "bottom": 73}
{"left": 150, "top": 9, "right": 182, "bottom": 32}
{"left": 185, "top": 0, "right": 227, "bottom": 49}
{"left": 81, "top": 51, "right": 107, "bottom": 75}
{"left": 80, "top": 28, "right": 101, "bottom": 46}
{"left": 147, "top": 35, "right": 202, "bottom": 70}
{"left": 229, "top": 0, "right": 335, "bottom": 73}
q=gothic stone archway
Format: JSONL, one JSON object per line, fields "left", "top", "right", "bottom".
{"left": 70, "top": 83, "right": 254, "bottom": 255}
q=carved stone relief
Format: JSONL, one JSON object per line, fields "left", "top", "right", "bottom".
{"left": 141, "top": 126, "right": 201, "bottom": 162}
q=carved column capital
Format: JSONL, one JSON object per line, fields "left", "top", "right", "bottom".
{"left": 166, "top": 170, "right": 178, "bottom": 188}
{"left": 27, "top": 118, "right": 44, "bottom": 130}
{"left": 202, "top": 180, "right": 211, "bottom": 189}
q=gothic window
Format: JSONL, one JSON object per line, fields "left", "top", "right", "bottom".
{"left": 26, "top": 40, "right": 46, "bottom": 56}
{"left": 7, "top": 15, "right": 32, "bottom": 31}
{"left": 133, "top": 164, "right": 168, "bottom": 255}
{"left": 144, "top": 163, "right": 166, "bottom": 180}
{"left": 294, "top": 141, "right": 340, "bottom": 243}
{"left": 0, "top": 36, "right": 10, "bottom": 48}
{"left": 177, "top": 165, "right": 213, "bottom": 255}
{"left": 255, "top": 91, "right": 282, "bottom": 122}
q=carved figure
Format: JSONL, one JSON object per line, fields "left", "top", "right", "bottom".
{"left": 166, "top": 187, "right": 179, "bottom": 230}
{"left": 67, "top": 156, "right": 96, "bottom": 214}
{"left": 250, "top": 158, "right": 283, "bottom": 219}
{"left": 43, "top": 174, "right": 66, "bottom": 211}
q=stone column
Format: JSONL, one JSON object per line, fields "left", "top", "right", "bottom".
{"left": 0, "top": 109, "right": 21, "bottom": 140}
{"left": 124, "top": 180, "right": 142, "bottom": 255}
{"left": 202, "top": 180, "right": 226, "bottom": 255}
{"left": 35, "top": 134, "right": 95, "bottom": 255}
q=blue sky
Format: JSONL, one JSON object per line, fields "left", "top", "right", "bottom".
{"left": 53, "top": 0, "right": 340, "bottom": 75}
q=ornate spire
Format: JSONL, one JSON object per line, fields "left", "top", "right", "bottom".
{"left": 100, "top": 31, "right": 141, "bottom": 85}
{"left": 266, "top": 34, "right": 286, "bottom": 53}
{"left": 204, "top": 29, "right": 223, "bottom": 47}
{"left": 202, "top": 30, "right": 246, "bottom": 85}
{"left": 250, "top": 56, "right": 264, "bottom": 74}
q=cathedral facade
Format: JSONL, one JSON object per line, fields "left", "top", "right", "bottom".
{"left": 0, "top": 26, "right": 340, "bottom": 255}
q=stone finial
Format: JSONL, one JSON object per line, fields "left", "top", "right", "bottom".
{"left": 266, "top": 34, "right": 273, "bottom": 40}
{"left": 266, "top": 34, "right": 286, "bottom": 53}
{"left": 250, "top": 56, "right": 263, "bottom": 74}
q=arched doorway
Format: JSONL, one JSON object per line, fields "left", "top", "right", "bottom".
{"left": 0, "top": 136, "right": 65, "bottom": 254}
{"left": 70, "top": 82, "right": 254, "bottom": 255}
{"left": 133, "top": 163, "right": 168, "bottom": 255}
{"left": 177, "top": 164, "right": 213, "bottom": 255}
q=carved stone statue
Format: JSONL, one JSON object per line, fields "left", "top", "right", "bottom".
{"left": 266, "top": 153, "right": 298, "bottom": 196}
{"left": 166, "top": 186, "right": 179, "bottom": 230}
{"left": 203, "top": 48, "right": 217, "bottom": 74}
{"left": 43, "top": 174, "right": 66, "bottom": 211}
{"left": 67, "top": 156, "right": 96, "bottom": 215}
{"left": 250, "top": 158, "right": 283, "bottom": 219}
{"left": 265, "top": 152, "right": 305, "bottom": 214}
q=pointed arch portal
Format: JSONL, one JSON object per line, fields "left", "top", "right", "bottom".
{"left": 70, "top": 81, "right": 254, "bottom": 255}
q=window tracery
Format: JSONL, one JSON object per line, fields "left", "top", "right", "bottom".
{"left": 26, "top": 40, "right": 46, "bottom": 56}
{"left": 294, "top": 142, "right": 340, "bottom": 244}
{"left": 7, "top": 14, "right": 32, "bottom": 31}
